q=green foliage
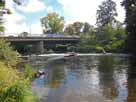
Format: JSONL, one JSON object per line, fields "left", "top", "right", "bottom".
{"left": 0, "top": 39, "right": 35, "bottom": 102}
{"left": 23, "top": 64, "right": 35, "bottom": 80}
{"left": 72, "top": 22, "right": 83, "bottom": 35}
{"left": 64, "top": 22, "right": 84, "bottom": 35}
{"left": 0, "top": 39, "right": 20, "bottom": 66}
{"left": 77, "top": 22, "right": 126, "bottom": 53}
{"left": 122, "top": 0, "right": 136, "bottom": 53}
{"left": 64, "top": 24, "right": 75, "bottom": 35}
{"left": 0, "top": 25, "right": 4, "bottom": 33}
{"left": 96, "top": 46, "right": 105, "bottom": 53}
{"left": 0, "top": 0, "right": 5, "bottom": 8}
{"left": 41, "top": 12, "right": 64, "bottom": 34}
{"left": 77, "top": 35, "right": 97, "bottom": 53}
{"left": 0, "top": 80, "right": 35, "bottom": 102}
{"left": 82, "top": 22, "right": 95, "bottom": 34}
{"left": 0, "top": 61, "right": 35, "bottom": 102}
{"left": 96, "top": 0, "right": 117, "bottom": 27}
{"left": 0, "top": 62, "right": 19, "bottom": 90}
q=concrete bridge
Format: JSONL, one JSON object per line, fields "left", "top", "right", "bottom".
{"left": 0, "top": 36, "right": 80, "bottom": 54}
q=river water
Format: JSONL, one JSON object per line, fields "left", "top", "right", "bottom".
{"left": 30, "top": 55, "right": 136, "bottom": 102}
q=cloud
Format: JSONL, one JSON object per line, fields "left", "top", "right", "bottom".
{"left": 114, "top": 0, "right": 125, "bottom": 22}
{"left": 58, "top": 0, "right": 125, "bottom": 25}
{"left": 16, "top": 0, "right": 49, "bottom": 13}
{"left": 4, "top": 0, "right": 44, "bottom": 35}
{"left": 30, "top": 22, "right": 43, "bottom": 34}
{"left": 3, "top": 0, "right": 29, "bottom": 35}
{"left": 4, "top": 13, "right": 29, "bottom": 35}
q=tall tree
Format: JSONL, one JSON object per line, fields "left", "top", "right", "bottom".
{"left": 122, "top": 0, "right": 136, "bottom": 53}
{"left": 96, "top": 0, "right": 117, "bottom": 28}
{"left": 41, "top": 12, "right": 64, "bottom": 34}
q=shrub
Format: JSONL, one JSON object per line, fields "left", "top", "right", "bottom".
{"left": 0, "top": 61, "right": 35, "bottom": 102}
{"left": 23, "top": 64, "right": 35, "bottom": 80}
{"left": 0, "top": 39, "right": 20, "bottom": 66}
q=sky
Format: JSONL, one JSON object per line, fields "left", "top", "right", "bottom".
{"left": 3, "top": 0, "right": 125, "bottom": 35}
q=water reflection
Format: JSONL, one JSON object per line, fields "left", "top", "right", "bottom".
{"left": 30, "top": 55, "right": 136, "bottom": 102}
{"left": 127, "top": 57, "right": 136, "bottom": 102}
{"left": 98, "top": 56, "right": 118, "bottom": 101}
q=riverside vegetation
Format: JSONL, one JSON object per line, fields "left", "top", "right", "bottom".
{"left": 0, "top": 39, "right": 36, "bottom": 102}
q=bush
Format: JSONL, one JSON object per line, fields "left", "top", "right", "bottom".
{"left": 77, "top": 45, "right": 96, "bottom": 53}
{"left": 0, "top": 80, "right": 35, "bottom": 102}
{"left": 23, "top": 64, "right": 35, "bottom": 80}
{"left": 0, "top": 39, "right": 20, "bottom": 66}
{"left": 0, "top": 39, "right": 35, "bottom": 102}
{"left": 0, "top": 61, "right": 35, "bottom": 102}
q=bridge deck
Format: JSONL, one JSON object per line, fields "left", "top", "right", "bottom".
{"left": 0, "top": 36, "right": 80, "bottom": 42}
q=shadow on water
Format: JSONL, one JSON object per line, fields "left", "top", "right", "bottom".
{"left": 127, "top": 57, "right": 136, "bottom": 102}
{"left": 30, "top": 55, "right": 136, "bottom": 102}
{"left": 98, "top": 56, "right": 118, "bottom": 100}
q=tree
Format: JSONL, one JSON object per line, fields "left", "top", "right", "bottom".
{"left": 19, "top": 32, "right": 29, "bottom": 37}
{"left": 64, "top": 22, "right": 84, "bottom": 35}
{"left": 82, "top": 22, "right": 95, "bottom": 35}
{"left": 64, "top": 24, "right": 75, "bottom": 35}
{"left": 96, "top": 0, "right": 117, "bottom": 28}
{"left": 82, "top": 22, "right": 90, "bottom": 34}
{"left": 72, "top": 22, "right": 83, "bottom": 35}
{"left": 41, "top": 12, "right": 64, "bottom": 34}
{"left": 122, "top": 0, "right": 136, "bottom": 53}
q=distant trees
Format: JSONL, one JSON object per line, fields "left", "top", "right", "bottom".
{"left": 64, "top": 22, "right": 94, "bottom": 36}
{"left": 76, "top": 0, "right": 126, "bottom": 53}
{"left": 18, "top": 32, "right": 29, "bottom": 37}
{"left": 41, "top": 12, "right": 64, "bottom": 34}
{"left": 64, "top": 22, "right": 83, "bottom": 35}
{"left": 122, "top": 0, "right": 136, "bottom": 53}
{"left": 64, "top": 24, "right": 75, "bottom": 35}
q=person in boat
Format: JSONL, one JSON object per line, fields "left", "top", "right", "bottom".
{"left": 35, "top": 70, "right": 46, "bottom": 78}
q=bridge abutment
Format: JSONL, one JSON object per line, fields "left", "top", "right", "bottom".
{"left": 35, "top": 41, "right": 44, "bottom": 54}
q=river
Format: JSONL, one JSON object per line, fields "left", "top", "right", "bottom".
{"left": 29, "top": 54, "right": 136, "bottom": 102}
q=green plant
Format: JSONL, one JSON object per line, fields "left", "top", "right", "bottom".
{"left": 0, "top": 39, "right": 20, "bottom": 66}
{"left": 23, "top": 64, "right": 35, "bottom": 80}
{"left": 0, "top": 80, "right": 35, "bottom": 102}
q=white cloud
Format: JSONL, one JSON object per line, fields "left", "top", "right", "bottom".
{"left": 114, "top": 0, "right": 125, "bottom": 22}
{"left": 30, "top": 22, "right": 43, "bottom": 34}
{"left": 58, "top": 0, "right": 125, "bottom": 25}
{"left": 3, "top": 0, "right": 29, "bottom": 35}
{"left": 46, "top": 6, "right": 54, "bottom": 13}
{"left": 16, "top": 0, "right": 47, "bottom": 13}
{"left": 3, "top": 0, "right": 51, "bottom": 35}
{"left": 3, "top": 13, "right": 29, "bottom": 35}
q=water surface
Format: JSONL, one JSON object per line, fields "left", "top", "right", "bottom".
{"left": 30, "top": 55, "right": 136, "bottom": 102}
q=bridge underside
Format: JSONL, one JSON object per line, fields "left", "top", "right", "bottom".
{"left": 10, "top": 40, "right": 79, "bottom": 54}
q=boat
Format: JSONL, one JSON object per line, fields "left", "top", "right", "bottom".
{"left": 64, "top": 52, "right": 77, "bottom": 57}
{"left": 34, "top": 70, "right": 46, "bottom": 78}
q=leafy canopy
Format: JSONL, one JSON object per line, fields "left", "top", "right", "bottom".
{"left": 41, "top": 12, "right": 64, "bottom": 34}
{"left": 96, "top": 0, "right": 117, "bottom": 27}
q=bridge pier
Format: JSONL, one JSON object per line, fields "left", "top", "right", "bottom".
{"left": 35, "top": 41, "right": 44, "bottom": 54}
